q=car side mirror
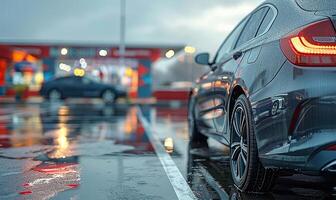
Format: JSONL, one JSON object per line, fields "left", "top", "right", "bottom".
{"left": 195, "top": 53, "right": 210, "bottom": 66}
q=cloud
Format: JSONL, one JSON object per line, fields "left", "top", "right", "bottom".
{"left": 0, "top": 0, "right": 263, "bottom": 52}
{"left": 158, "top": 2, "right": 258, "bottom": 52}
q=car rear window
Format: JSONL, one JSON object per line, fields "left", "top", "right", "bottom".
{"left": 256, "top": 7, "right": 275, "bottom": 36}
{"left": 296, "top": 0, "right": 336, "bottom": 12}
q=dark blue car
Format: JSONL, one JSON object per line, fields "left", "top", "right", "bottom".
{"left": 188, "top": 0, "right": 336, "bottom": 193}
{"left": 40, "top": 76, "right": 127, "bottom": 103}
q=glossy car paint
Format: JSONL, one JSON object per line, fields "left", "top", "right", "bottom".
{"left": 190, "top": 0, "right": 336, "bottom": 174}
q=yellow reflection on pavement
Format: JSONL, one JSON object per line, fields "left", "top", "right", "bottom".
{"left": 164, "top": 137, "right": 174, "bottom": 154}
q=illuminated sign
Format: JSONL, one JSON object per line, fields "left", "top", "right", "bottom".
{"left": 50, "top": 47, "right": 96, "bottom": 58}
{"left": 11, "top": 47, "right": 42, "bottom": 55}
{"left": 112, "top": 49, "right": 152, "bottom": 57}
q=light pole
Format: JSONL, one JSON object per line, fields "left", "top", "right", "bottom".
{"left": 118, "top": 0, "right": 126, "bottom": 191}
{"left": 119, "top": 0, "right": 126, "bottom": 67}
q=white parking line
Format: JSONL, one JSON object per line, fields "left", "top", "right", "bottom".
{"left": 137, "top": 107, "right": 197, "bottom": 200}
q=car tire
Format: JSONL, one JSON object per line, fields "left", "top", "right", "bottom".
{"left": 188, "top": 99, "right": 208, "bottom": 144}
{"left": 102, "top": 90, "right": 116, "bottom": 103}
{"left": 47, "top": 89, "right": 62, "bottom": 101}
{"left": 230, "top": 94, "right": 277, "bottom": 193}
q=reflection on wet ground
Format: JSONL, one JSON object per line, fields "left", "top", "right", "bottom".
{"left": 0, "top": 102, "right": 335, "bottom": 199}
{"left": 0, "top": 103, "right": 177, "bottom": 200}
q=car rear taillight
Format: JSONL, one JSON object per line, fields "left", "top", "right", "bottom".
{"left": 280, "top": 19, "right": 336, "bottom": 66}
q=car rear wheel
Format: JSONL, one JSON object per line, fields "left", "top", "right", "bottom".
{"left": 102, "top": 90, "right": 116, "bottom": 103}
{"left": 48, "top": 89, "right": 62, "bottom": 101}
{"left": 230, "top": 94, "right": 277, "bottom": 193}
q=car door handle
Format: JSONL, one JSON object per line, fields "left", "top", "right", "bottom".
{"left": 233, "top": 51, "right": 242, "bottom": 60}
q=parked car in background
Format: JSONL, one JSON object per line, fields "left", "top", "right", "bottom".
{"left": 40, "top": 76, "right": 127, "bottom": 103}
{"left": 188, "top": 0, "right": 336, "bottom": 193}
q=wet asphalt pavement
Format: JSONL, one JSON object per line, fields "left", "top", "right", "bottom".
{"left": 0, "top": 102, "right": 336, "bottom": 200}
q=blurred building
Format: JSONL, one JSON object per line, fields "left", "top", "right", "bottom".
{"left": 153, "top": 51, "right": 208, "bottom": 90}
{"left": 0, "top": 42, "right": 184, "bottom": 99}
{"left": 152, "top": 49, "right": 208, "bottom": 101}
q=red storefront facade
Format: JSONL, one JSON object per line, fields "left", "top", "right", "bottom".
{"left": 0, "top": 43, "right": 183, "bottom": 99}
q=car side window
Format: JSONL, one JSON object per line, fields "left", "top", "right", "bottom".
{"left": 214, "top": 17, "right": 249, "bottom": 63}
{"left": 235, "top": 7, "right": 268, "bottom": 48}
{"left": 59, "top": 77, "right": 70, "bottom": 84}
{"left": 55, "top": 77, "right": 66, "bottom": 83}
{"left": 63, "top": 77, "right": 78, "bottom": 85}
{"left": 256, "top": 7, "right": 275, "bottom": 36}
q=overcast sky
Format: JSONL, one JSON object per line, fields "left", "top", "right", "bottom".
{"left": 0, "top": 0, "right": 263, "bottom": 53}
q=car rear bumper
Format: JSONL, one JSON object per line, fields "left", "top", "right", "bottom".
{"left": 250, "top": 61, "right": 336, "bottom": 173}
{"left": 289, "top": 97, "right": 336, "bottom": 173}
{"left": 258, "top": 97, "right": 336, "bottom": 174}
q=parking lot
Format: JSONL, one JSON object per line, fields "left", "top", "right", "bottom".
{"left": 0, "top": 102, "right": 334, "bottom": 199}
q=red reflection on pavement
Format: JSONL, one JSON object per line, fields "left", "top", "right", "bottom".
{"left": 19, "top": 190, "right": 32, "bottom": 195}
{"left": 33, "top": 163, "right": 77, "bottom": 174}
{"left": 66, "top": 184, "right": 79, "bottom": 189}
{"left": 22, "top": 183, "right": 31, "bottom": 187}
{"left": 21, "top": 161, "right": 80, "bottom": 198}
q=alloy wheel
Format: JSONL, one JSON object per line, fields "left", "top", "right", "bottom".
{"left": 230, "top": 105, "right": 248, "bottom": 183}
{"left": 49, "top": 90, "right": 61, "bottom": 101}
{"left": 102, "top": 90, "right": 115, "bottom": 103}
